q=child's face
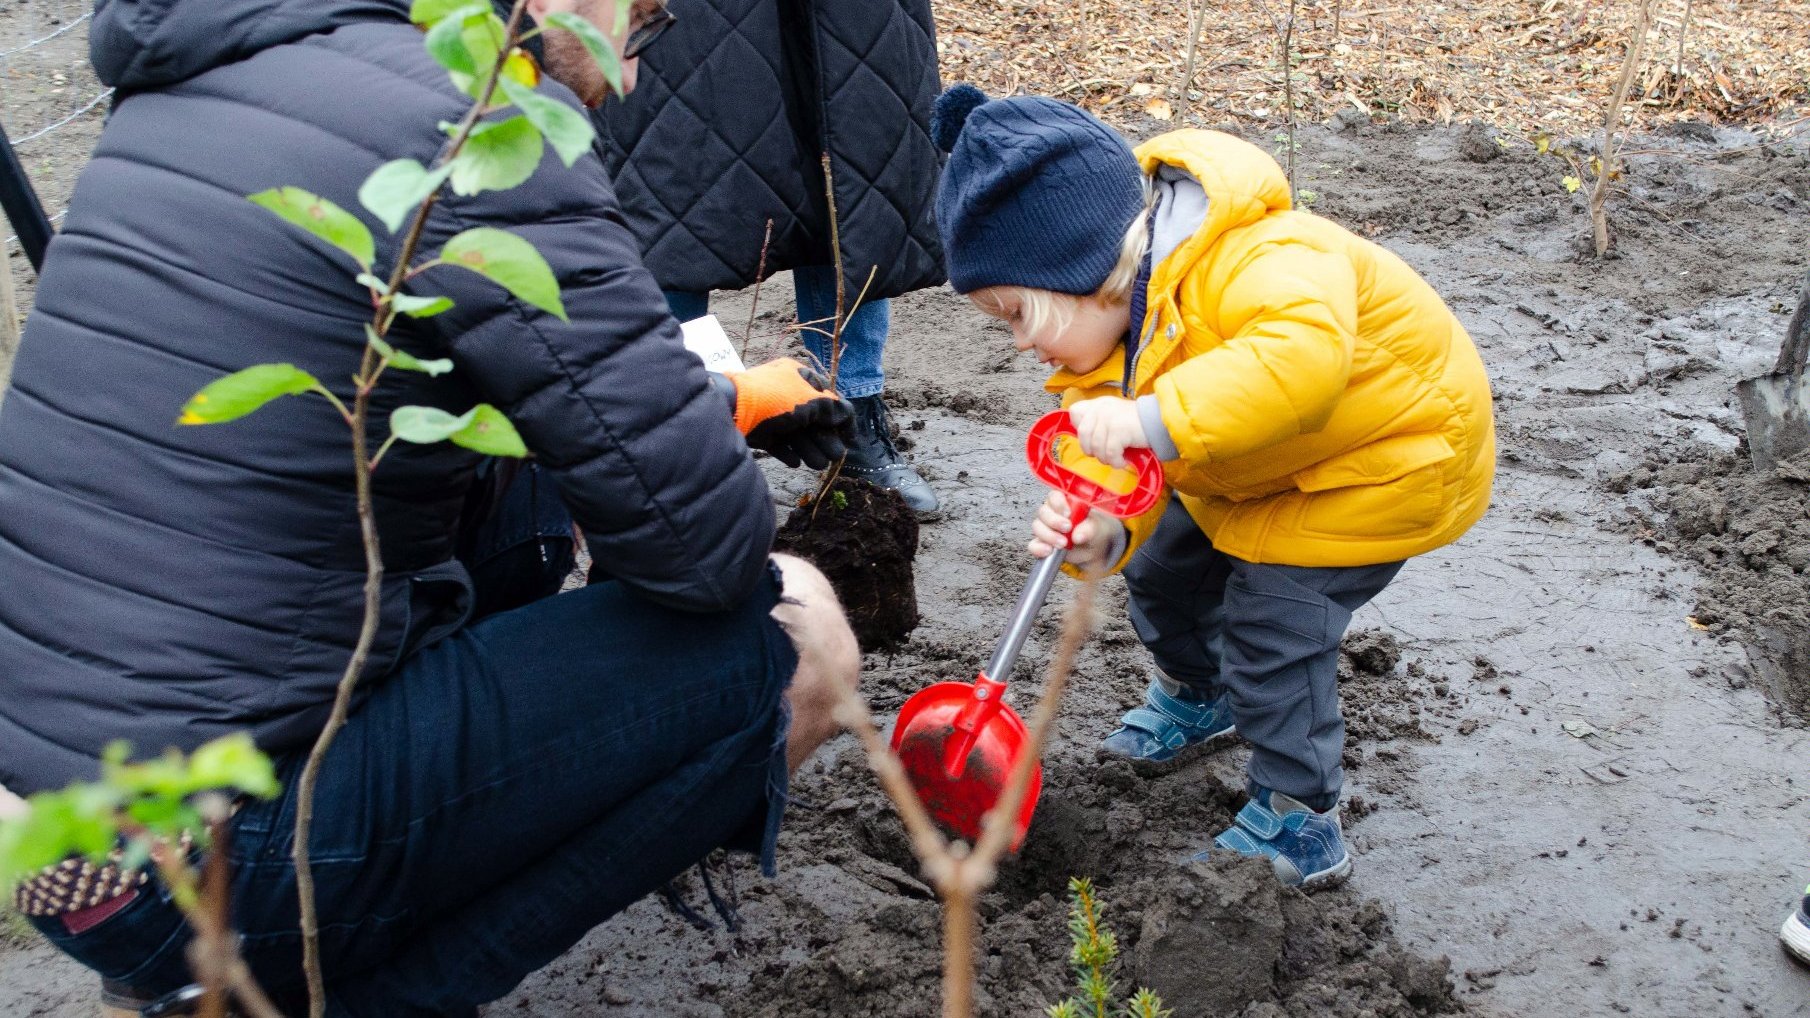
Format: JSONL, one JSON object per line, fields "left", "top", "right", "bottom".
{"left": 971, "top": 288, "right": 1129, "bottom": 375}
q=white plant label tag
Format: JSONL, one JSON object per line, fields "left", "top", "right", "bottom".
{"left": 679, "top": 314, "right": 746, "bottom": 374}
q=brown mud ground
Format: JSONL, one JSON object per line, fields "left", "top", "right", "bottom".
{"left": 3, "top": 13, "right": 1810, "bottom": 1018}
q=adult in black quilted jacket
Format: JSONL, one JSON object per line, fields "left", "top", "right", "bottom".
{"left": 594, "top": 0, "right": 947, "bottom": 514}
{"left": 0, "top": 1, "right": 860, "bottom": 1010}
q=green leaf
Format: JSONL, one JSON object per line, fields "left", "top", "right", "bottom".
{"left": 500, "top": 79, "right": 596, "bottom": 167}
{"left": 248, "top": 188, "right": 374, "bottom": 269}
{"left": 0, "top": 785, "right": 120, "bottom": 882}
{"left": 124, "top": 795, "right": 200, "bottom": 836}
{"left": 390, "top": 405, "right": 526, "bottom": 456}
{"left": 186, "top": 734, "right": 281, "bottom": 800}
{"left": 449, "top": 116, "right": 544, "bottom": 196}
{"left": 460, "top": 10, "right": 509, "bottom": 80}
{"left": 440, "top": 227, "right": 567, "bottom": 320}
{"left": 356, "top": 272, "right": 392, "bottom": 295}
{"left": 409, "top": 0, "right": 474, "bottom": 25}
{"left": 178, "top": 364, "right": 322, "bottom": 425}
{"left": 544, "top": 11, "right": 624, "bottom": 97}
{"left": 391, "top": 405, "right": 470, "bottom": 444}
{"left": 359, "top": 159, "right": 455, "bottom": 234}
{"left": 392, "top": 293, "right": 456, "bottom": 319}
{"left": 449, "top": 403, "right": 527, "bottom": 457}
{"left": 366, "top": 326, "right": 455, "bottom": 376}
{"left": 423, "top": 4, "right": 486, "bottom": 80}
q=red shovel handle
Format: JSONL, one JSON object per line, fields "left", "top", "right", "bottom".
{"left": 1026, "top": 409, "right": 1164, "bottom": 520}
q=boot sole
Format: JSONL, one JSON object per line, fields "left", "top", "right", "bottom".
{"left": 1784, "top": 910, "right": 1810, "bottom": 967}
{"left": 1298, "top": 854, "right": 1354, "bottom": 892}
{"left": 1107, "top": 726, "right": 1239, "bottom": 776}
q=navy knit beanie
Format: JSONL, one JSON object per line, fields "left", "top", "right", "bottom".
{"left": 932, "top": 84, "right": 1146, "bottom": 296}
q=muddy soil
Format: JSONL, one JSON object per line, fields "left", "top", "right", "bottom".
{"left": 674, "top": 627, "right": 1459, "bottom": 1018}
{"left": 775, "top": 477, "right": 921, "bottom": 652}
{"left": 1612, "top": 450, "right": 1810, "bottom": 722}
{"left": 489, "top": 119, "right": 1810, "bottom": 1018}
{"left": 4, "top": 15, "right": 1810, "bottom": 1018}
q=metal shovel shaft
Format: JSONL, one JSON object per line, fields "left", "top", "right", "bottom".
{"left": 981, "top": 548, "right": 1067, "bottom": 686}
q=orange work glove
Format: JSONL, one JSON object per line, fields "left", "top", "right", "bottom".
{"left": 720, "top": 358, "right": 855, "bottom": 470}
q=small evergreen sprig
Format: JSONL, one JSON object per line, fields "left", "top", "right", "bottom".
{"left": 1047, "top": 877, "right": 1172, "bottom": 1018}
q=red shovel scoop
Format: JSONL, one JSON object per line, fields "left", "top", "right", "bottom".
{"left": 890, "top": 409, "right": 1164, "bottom": 851}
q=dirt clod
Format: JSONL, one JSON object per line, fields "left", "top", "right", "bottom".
{"left": 775, "top": 477, "right": 920, "bottom": 652}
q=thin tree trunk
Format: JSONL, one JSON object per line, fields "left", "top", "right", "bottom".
{"left": 1177, "top": 0, "right": 1214, "bottom": 115}
{"left": 1282, "top": 0, "right": 1299, "bottom": 199}
{"left": 1674, "top": 0, "right": 1693, "bottom": 76}
{"left": 291, "top": 4, "right": 533, "bottom": 1013}
{"left": 1591, "top": 0, "right": 1654, "bottom": 257}
{"left": 941, "top": 888, "right": 976, "bottom": 1018}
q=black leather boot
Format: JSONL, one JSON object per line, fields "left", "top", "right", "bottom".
{"left": 842, "top": 394, "right": 938, "bottom": 516}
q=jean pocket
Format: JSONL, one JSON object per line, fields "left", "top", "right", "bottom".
{"left": 29, "top": 883, "right": 192, "bottom": 987}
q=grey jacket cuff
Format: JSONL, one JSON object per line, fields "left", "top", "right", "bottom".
{"left": 708, "top": 371, "right": 739, "bottom": 418}
{"left": 1136, "top": 394, "right": 1180, "bottom": 461}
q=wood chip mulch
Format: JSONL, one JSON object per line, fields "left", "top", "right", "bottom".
{"left": 934, "top": 0, "right": 1810, "bottom": 139}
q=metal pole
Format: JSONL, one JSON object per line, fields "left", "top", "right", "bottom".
{"left": 0, "top": 122, "right": 52, "bottom": 273}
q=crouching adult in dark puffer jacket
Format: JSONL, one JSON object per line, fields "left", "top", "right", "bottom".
{"left": 0, "top": 1, "right": 860, "bottom": 1014}
{"left": 593, "top": 0, "right": 948, "bottom": 515}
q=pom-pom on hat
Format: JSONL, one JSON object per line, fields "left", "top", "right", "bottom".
{"left": 932, "top": 84, "right": 1146, "bottom": 296}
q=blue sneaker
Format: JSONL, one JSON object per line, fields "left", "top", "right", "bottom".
{"left": 1784, "top": 883, "right": 1810, "bottom": 968}
{"left": 1198, "top": 788, "right": 1352, "bottom": 889}
{"left": 1100, "top": 679, "right": 1236, "bottom": 762}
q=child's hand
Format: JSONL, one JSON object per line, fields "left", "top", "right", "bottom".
{"left": 1029, "top": 490, "right": 1124, "bottom": 574}
{"left": 1068, "top": 396, "right": 1148, "bottom": 468}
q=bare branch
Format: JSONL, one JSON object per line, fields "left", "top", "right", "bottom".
{"left": 1674, "top": 0, "right": 1693, "bottom": 77}
{"left": 1591, "top": 0, "right": 1654, "bottom": 258}
{"left": 819, "top": 152, "right": 849, "bottom": 392}
{"left": 293, "top": 5, "right": 537, "bottom": 1015}
{"left": 830, "top": 578, "right": 1099, "bottom": 1017}
{"left": 829, "top": 682, "right": 955, "bottom": 886}
{"left": 964, "top": 581, "right": 1095, "bottom": 883}
{"left": 1177, "top": 0, "right": 1214, "bottom": 115}
{"left": 741, "top": 218, "right": 774, "bottom": 362}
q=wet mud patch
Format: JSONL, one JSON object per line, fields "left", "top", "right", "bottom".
{"left": 734, "top": 741, "right": 1462, "bottom": 1018}
{"left": 1615, "top": 451, "right": 1810, "bottom": 722}
{"left": 775, "top": 477, "right": 920, "bottom": 652}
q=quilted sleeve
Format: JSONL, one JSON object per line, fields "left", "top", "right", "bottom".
{"left": 417, "top": 140, "right": 775, "bottom": 614}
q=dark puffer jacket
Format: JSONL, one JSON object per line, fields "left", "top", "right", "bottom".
{"left": 0, "top": 0, "right": 774, "bottom": 794}
{"left": 593, "top": 0, "right": 945, "bottom": 299}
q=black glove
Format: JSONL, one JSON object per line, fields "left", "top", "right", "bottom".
{"left": 714, "top": 358, "right": 855, "bottom": 470}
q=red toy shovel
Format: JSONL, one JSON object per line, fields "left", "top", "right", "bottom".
{"left": 890, "top": 409, "right": 1164, "bottom": 850}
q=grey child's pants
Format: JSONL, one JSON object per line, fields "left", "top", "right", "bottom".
{"left": 1123, "top": 499, "right": 1403, "bottom": 810}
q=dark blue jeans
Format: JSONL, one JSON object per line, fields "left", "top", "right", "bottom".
{"left": 665, "top": 265, "right": 890, "bottom": 399}
{"left": 30, "top": 466, "right": 797, "bottom": 1017}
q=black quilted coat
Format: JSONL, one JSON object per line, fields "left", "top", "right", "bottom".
{"left": 0, "top": 0, "right": 774, "bottom": 793}
{"left": 593, "top": 0, "right": 946, "bottom": 299}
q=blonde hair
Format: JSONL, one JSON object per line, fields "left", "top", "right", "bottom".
{"left": 970, "top": 178, "right": 1154, "bottom": 339}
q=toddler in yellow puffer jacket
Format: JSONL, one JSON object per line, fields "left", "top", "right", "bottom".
{"left": 931, "top": 84, "right": 1495, "bottom": 888}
